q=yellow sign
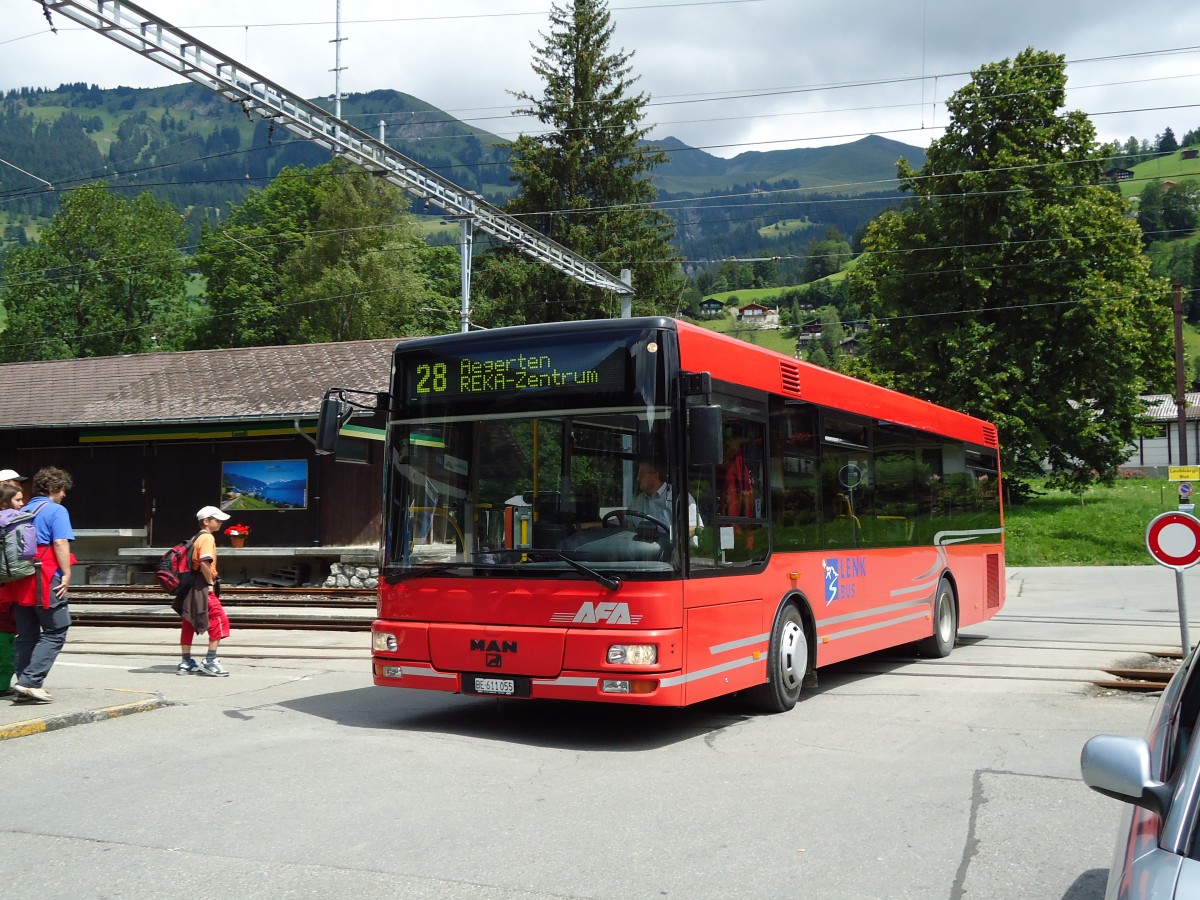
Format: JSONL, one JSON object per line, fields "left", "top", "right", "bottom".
{"left": 1170, "top": 467, "right": 1200, "bottom": 481}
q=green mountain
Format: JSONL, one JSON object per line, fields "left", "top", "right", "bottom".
{"left": 0, "top": 82, "right": 923, "bottom": 263}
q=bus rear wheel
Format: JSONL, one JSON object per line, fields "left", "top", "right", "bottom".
{"left": 750, "top": 604, "right": 808, "bottom": 713}
{"left": 918, "top": 578, "right": 957, "bottom": 658}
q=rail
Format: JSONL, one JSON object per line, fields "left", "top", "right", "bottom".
{"left": 69, "top": 585, "right": 375, "bottom": 631}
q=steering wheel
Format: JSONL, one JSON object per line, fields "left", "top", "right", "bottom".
{"left": 601, "top": 508, "right": 670, "bottom": 535}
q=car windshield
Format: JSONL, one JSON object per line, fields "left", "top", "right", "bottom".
{"left": 383, "top": 408, "right": 684, "bottom": 580}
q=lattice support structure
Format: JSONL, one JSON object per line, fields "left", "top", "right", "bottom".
{"left": 37, "top": 0, "right": 635, "bottom": 298}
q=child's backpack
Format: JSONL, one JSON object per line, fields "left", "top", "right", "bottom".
{"left": 0, "top": 503, "right": 47, "bottom": 583}
{"left": 155, "top": 533, "right": 200, "bottom": 597}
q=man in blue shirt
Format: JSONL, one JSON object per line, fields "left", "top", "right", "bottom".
{"left": 629, "top": 460, "right": 700, "bottom": 539}
{"left": 11, "top": 467, "right": 75, "bottom": 704}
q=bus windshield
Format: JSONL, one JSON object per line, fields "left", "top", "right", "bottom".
{"left": 385, "top": 407, "right": 685, "bottom": 580}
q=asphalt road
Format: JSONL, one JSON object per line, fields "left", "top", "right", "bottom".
{"left": 0, "top": 565, "right": 1192, "bottom": 900}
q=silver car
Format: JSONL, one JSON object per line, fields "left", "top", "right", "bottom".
{"left": 1082, "top": 648, "right": 1200, "bottom": 898}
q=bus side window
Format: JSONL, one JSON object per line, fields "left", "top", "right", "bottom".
{"left": 719, "top": 418, "right": 767, "bottom": 564}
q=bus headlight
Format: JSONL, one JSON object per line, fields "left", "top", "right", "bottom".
{"left": 373, "top": 631, "right": 398, "bottom": 652}
{"left": 607, "top": 644, "right": 657, "bottom": 666}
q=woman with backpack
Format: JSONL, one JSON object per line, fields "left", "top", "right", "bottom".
{"left": 0, "top": 479, "right": 25, "bottom": 698}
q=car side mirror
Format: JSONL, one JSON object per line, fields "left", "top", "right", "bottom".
{"left": 1081, "top": 734, "right": 1172, "bottom": 817}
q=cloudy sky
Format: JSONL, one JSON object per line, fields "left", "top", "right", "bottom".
{"left": 4, "top": 0, "right": 1199, "bottom": 158}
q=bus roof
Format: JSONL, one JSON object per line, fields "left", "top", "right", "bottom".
{"left": 671, "top": 319, "right": 998, "bottom": 448}
{"left": 391, "top": 317, "right": 997, "bottom": 448}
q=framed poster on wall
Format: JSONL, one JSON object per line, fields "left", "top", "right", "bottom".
{"left": 221, "top": 459, "right": 308, "bottom": 511}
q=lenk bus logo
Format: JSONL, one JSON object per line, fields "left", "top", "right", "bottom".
{"left": 823, "top": 556, "right": 867, "bottom": 605}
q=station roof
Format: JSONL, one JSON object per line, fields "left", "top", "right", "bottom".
{"left": 0, "top": 339, "right": 399, "bottom": 430}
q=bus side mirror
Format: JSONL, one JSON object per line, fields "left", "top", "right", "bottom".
{"left": 689, "top": 405, "right": 722, "bottom": 466}
{"left": 316, "top": 395, "right": 348, "bottom": 455}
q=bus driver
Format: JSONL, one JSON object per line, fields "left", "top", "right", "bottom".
{"left": 629, "top": 460, "right": 700, "bottom": 539}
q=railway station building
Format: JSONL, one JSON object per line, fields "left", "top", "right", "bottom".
{"left": 0, "top": 339, "right": 395, "bottom": 587}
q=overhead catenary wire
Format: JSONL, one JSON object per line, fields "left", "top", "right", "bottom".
{"left": 1, "top": 5, "right": 1194, "bottom": 350}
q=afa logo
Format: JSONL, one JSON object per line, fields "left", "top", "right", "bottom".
{"left": 550, "top": 602, "right": 643, "bottom": 625}
{"left": 822, "top": 556, "right": 866, "bottom": 605}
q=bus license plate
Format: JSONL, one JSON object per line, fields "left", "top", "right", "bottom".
{"left": 463, "top": 674, "right": 530, "bottom": 697}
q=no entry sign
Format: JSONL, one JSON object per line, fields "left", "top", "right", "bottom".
{"left": 1146, "top": 511, "right": 1200, "bottom": 569}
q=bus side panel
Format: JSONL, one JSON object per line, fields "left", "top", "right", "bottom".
{"left": 784, "top": 544, "right": 1004, "bottom": 668}
{"left": 948, "top": 545, "right": 1005, "bottom": 628}
{"left": 679, "top": 595, "right": 770, "bottom": 705}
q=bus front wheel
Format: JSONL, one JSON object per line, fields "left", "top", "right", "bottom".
{"left": 918, "top": 578, "right": 957, "bottom": 658}
{"left": 750, "top": 604, "right": 808, "bottom": 713}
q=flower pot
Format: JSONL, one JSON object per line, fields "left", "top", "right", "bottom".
{"left": 229, "top": 536, "right": 246, "bottom": 548}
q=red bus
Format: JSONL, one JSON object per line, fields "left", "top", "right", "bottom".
{"left": 318, "top": 317, "right": 1004, "bottom": 712}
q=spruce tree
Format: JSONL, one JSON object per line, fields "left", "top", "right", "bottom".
{"left": 477, "top": 0, "right": 682, "bottom": 323}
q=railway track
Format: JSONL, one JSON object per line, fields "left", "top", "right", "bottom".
{"left": 68, "top": 585, "right": 375, "bottom": 631}
{"left": 66, "top": 590, "right": 1185, "bottom": 689}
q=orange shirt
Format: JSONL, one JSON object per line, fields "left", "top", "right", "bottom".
{"left": 192, "top": 531, "right": 218, "bottom": 580}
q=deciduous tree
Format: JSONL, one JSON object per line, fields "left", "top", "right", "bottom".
{"left": 848, "top": 48, "right": 1172, "bottom": 489}
{"left": 0, "top": 181, "right": 191, "bottom": 361}
{"left": 195, "top": 161, "right": 455, "bottom": 347}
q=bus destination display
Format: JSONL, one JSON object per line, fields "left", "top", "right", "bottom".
{"left": 405, "top": 342, "right": 629, "bottom": 402}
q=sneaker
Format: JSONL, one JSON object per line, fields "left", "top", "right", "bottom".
{"left": 177, "top": 659, "right": 200, "bottom": 675}
{"left": 14, "top": 684, "right": 51, "bottom": 703}
{"left": 198, "top": 658, "right": 229, "bottom": 677}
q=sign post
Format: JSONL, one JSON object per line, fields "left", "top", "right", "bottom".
{"left": 1146, "top": 511, "right": 1200, "bottom": 652}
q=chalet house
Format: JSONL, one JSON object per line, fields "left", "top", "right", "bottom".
{"left": 1103, "top": 167, "right": 1134, "bottom": 181}
{"left": 796, "top": 321, "right": 824, "bottom": 345}
{"left": 698, "top": 298, "right": 726, "bottom": 319}
{"left": 736, "top": 302, "right": 779, "bottom": 328}
{"left": 0, "top": 340, "right": 395, "bottom": 586}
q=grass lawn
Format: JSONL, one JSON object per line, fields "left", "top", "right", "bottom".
{"left": 689, "top": 313, "right": 797, "bottom": 356}
{"left": 757, "top": 219, "right": 814, "bottom": 239}
{"left": 1004, "top": 478, "right": 1187, "bottom": 565}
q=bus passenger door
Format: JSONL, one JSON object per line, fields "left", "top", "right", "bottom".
{"left": 683, "top": 401, "right": 771, "bottom": 703}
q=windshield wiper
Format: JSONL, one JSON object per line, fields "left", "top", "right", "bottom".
{"left": 522, "top": 549, "right": 622, "bottom": 592}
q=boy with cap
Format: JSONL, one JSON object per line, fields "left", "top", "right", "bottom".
{"left": 179, "top": 505, "right": 232, "bottom": 676}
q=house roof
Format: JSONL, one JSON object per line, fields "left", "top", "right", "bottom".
{"left": 0, "top": 339, "right": 400, "bottom": 430}
{"left": 1142, "top": 393, "right": 1200, "bottom": 422}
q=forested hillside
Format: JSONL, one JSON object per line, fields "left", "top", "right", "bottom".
{"left": 0, "top": 82, "right": 922, "bottom": 264}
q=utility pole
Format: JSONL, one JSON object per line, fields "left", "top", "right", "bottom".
{"left": 1175, "top": 282, "right": 1189, "bottom": 465}
{"left": 330, "top": 0, "right": 346, "bottom": 120}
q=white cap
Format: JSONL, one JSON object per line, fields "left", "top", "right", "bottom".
{"left": 0, "top": 469, "right": 26, "bottom": 482}
{"left": 196, "top": 505, "right": 230, "bottom": 521}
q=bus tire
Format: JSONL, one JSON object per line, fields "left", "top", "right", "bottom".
{"left": 918, "top": 577, "right": 957, "bottom": 658}
{"left": 750, "top": 603, "right": 808, "bottom": 713}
